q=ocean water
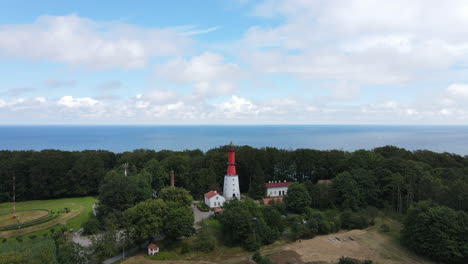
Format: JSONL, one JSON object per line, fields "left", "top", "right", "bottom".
{"left": 0, "top": 125, "right": 467, "bottom": 155}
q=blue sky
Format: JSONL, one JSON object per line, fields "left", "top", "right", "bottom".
{"left": 1, "top": 0, "right": 468, "bottom": 124}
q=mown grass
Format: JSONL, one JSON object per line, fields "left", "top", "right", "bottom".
{"left": 0, "top": 210, "right": 49, "bottom": 227}
{"left": 0, "top": 196, "right": 96, "bottom": 240}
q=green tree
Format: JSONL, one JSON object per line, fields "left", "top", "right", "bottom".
{"left": 249, "top": 164, "right": 267, "bottom": 199}
{"left": 57, "top": 242, "right": 89, "bottom": 264}
{"left": 284, "top": 183, "right": 311, "bottom": 213}
{"left": 124, "top": 199, "right": 167, "bottom": 243}
{"left": 164, "top": 202, "right": 195, "bottom": 241}
{"left": 144, "top": 159, "right": 168, "bottom": 192}
{"left": 98, "top": 170, "right": 151, "bottom": 218}
{"left": 333, "top": 172, "right": 361, "bottom": 210}
{"left": 402, "top": 201, "right": 468, "bottom": 263}
{"left": 193, "top": 224, "right": 217, "bottom": 252}
{"left": 159, "top": 186, "right": 193, "bottom": 207}
{"left": 91, "top": 229, "right": 118, "bottom": 263}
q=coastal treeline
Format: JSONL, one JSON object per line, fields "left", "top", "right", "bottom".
{"left": 1, "top": 145, "right": 467, "bottom": 214}
{"left": 1, "top": 145, "right": 468, "bottom": 263}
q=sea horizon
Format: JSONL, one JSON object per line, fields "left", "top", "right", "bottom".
{"left": 0, "top": 124, "right": 467, "bottom": 155}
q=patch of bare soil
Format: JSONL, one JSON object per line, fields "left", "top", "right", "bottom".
{"left": 266, "top": 250, "right": 304, "bottom": 264}
{"left": 279, "top": 229, "right": 432, "bottom": 264}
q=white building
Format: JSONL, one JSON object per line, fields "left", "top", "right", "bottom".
{"left": 147, "top": 244, "right": 159, "bottom": 255}
{"left": 265, "top": 181, "right": 293, "bottom": 197}
{"left": 204, "top": 190, "right": 226, "bottom": 208}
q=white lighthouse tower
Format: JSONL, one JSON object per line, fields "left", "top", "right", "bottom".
{"left": 223, "top": 144, "right": 240, "bottom": 200}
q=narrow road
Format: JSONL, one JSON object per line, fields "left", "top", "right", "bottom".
{"left": 192, "top": 202, "right": 211, "bottom": 226}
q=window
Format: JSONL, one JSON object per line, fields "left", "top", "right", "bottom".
{"left": 216, "top": 196, "right": 218, "bottom": 200}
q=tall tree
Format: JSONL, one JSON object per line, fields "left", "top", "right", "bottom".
{"left": 284, "top": 183, "right": 311, "bottom": 213}
{"left": 124, "top": 199, "right": 167, "bottom": 243}
{"left": 249, "top": 163, "right": 267, "bottom": 199}
{"left": 159, "top": 186, "right": 193, "bottom": 207}
{"left": 164, "top": 202, "right": 195, "bottom": 241}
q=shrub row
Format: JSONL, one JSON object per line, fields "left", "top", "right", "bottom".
{"left": 0, "top": 211, "right": 59, "bottom": 231}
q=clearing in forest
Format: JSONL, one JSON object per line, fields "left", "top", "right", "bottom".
{"left": 0, "top": 196, "right": 96, "bottom": 238}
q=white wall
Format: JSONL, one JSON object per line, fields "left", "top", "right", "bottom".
{"left": 223, "top": 175, "right": 240, "bottom": 200}
{"left": 205, "top": 194, "right": 226, "bottom": 208}
{"left": 266, "top": 186, "right": 289, "bottom": 197}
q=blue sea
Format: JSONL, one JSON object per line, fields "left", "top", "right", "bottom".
{"left": 0, "top": 125, "right": 467, "bottom": 155}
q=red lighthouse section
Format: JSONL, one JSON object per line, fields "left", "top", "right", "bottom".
{"left": 227, "top": 145, "right": 236, "bottom": 175}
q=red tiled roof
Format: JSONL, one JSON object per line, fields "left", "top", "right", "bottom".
{"left": 261, "top": 197, "right": 283, "bottom": 205}
{"left": 317, "top": 179, "right": 333, "bottom": 184}
{"left": 204, "top": 191, "right": 218, "bottom": 199}
{"left": 147, "top": 243, "right": 158, "bottom": 249}
{"left": 265, "top": 181, "right": 293, "bottom": 188}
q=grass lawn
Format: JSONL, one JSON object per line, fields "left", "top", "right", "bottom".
{"left": 122, "top": 245, "right": 250, "bottom": 264}
{"left": 0, "top": 209, "right": 49, "bottom": 227}
{"left": 0, "top": 196, "right": 97, "bottom": 240}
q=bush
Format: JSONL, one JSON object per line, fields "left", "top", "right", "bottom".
{"left": 340, "top": 211, "right": 371, "bottom": 229}
{"left": 252, "top": 251, "right": 274, "bottom": 264}
{"left": 338, "top": 257, "right": 373, "bottom": 264}
{"left": 379, "top": 224, "right": 390, "bottom": 232}
{"left": 193, "top": 225, "right": 216, "bottom": 252}
{"left": 148, "top": 251, "right": 178, "bottom": 260}
{"left": 402, "top": 202, "right": 468, "bottom": 263}
{"left": 196, "top": 202, "right": 210, "bottom": 212}
{"left": 318, "top": 221, "right": 333, "bottom": 234}
{"left": 243, "top": 235, "right": 261, "bottom": 251}
{"left": 82, "top": 215, "right": 101, "bottom": 235}
{"left": 268, "top": 199, "right": 286, "bottom": 214}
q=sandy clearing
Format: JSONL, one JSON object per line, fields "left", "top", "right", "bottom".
{"left": 275, "top": 229, "right": 433, "bottom": 264}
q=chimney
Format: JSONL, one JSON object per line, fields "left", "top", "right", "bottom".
{"left": 170, "top": 170, "right": 175, "bottom": 187}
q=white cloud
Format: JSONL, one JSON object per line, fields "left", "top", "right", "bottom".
{"left": 1, "top": 88, "right": 468, "bottom": 124}
{"left": 240, "top": 0, "right": 468, "bottom": 87}
{"left": 447, "top": 84, "right": 468, "bottom": 98}
{"left": 156, "top": 52, "right": 242, "bottom": 83}
{"left": 0, "top": 14, "right": 192, "bottom": 69}
{"left": 57, "top": 96, "right": 101, "bottom": 108}
{"left": 193, "top": 81, "right": 235, "bottom": 96}
{"left": 155, "top": 52, "right": 242, "bottom": 97}
{"left": 217, "top": 95, "right": 259, "bottom": 115}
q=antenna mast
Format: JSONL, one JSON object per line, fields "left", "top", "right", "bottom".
{"left": 12, "top": 174, "right": 16, "bottom": 219}
{"left": 123, "top": 162, "right": 129, "bottom": 177}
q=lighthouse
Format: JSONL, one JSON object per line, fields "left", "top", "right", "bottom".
{"left": 223, "top": 143, "right": 240, "bottom": 200}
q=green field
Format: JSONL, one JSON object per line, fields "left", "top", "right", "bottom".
{"left": 0, "top": 196, "right": 96, "bottom": 239}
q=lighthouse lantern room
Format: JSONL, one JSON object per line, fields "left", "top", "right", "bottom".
{"left": 223, "top": 143, "right": 240, "bottom": 200}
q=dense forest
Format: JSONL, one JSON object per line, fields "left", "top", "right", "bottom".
{"left": 1, "top": 145, "right": 467, "bottom": 214}
{"left": 1, "top": 145, "right": 468, "bottom": 263}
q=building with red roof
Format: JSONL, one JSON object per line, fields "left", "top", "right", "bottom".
{"left": 204, "top": 190, "right": 225, "bottom": 208}
{"left": 147, "top": 243, "right": 159, "bottom": 255}
{"left": 265, "top": 180, "right": 293, "bottom": 197}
